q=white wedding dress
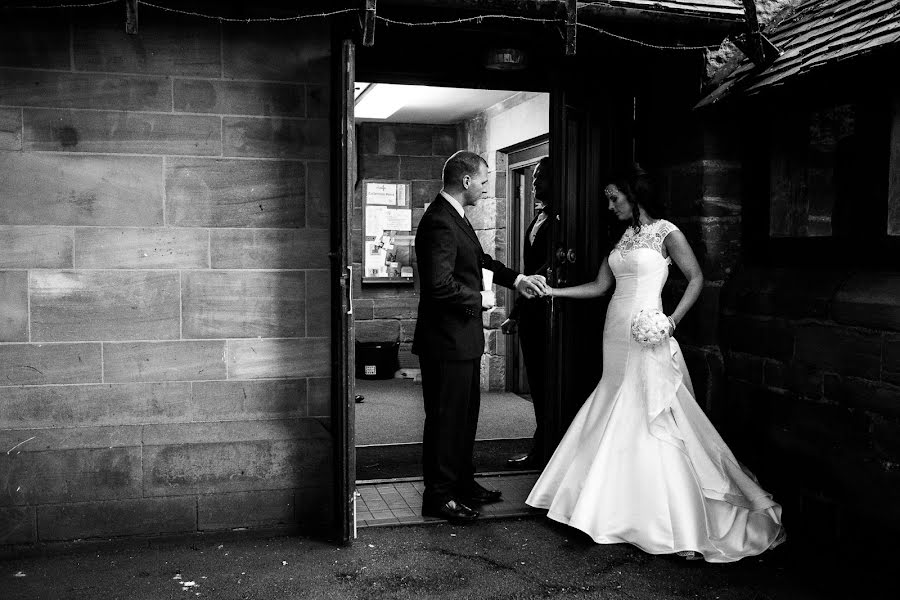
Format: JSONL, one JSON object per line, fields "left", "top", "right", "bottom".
{"left": 526, "top": 219, "right": 784, "bottom": 563}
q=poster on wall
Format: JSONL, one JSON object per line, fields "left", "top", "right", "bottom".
{"left": 362, "top": 181, "right": 415, "bottom": 284}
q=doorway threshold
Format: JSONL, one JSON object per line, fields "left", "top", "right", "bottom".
{"left": 357, "top": 437, "right": 533, "bottom": 480}
{"left": 355, "top": 472, "right": 543, "bottom": 528}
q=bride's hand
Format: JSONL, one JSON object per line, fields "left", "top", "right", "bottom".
{"left": 666, "top": 315, "right": 677, "bottom": 336}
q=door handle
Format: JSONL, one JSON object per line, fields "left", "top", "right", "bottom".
{"left": 346, "top": 265, "right": 353, "bottom": 315}
{"left": 556, "top": 247, "right": 567, "bottom": 263}
{"left": 566, "top": 249, "right": 577, "bottom": 263}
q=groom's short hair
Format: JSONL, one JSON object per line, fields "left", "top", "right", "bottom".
{"left": 443, "top": 151, "right": 488, "bottom": 187}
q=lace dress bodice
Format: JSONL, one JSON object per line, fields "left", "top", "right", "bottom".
{"left": 608, "top": 219, "right": 679, "bottom": 308}
{"left": 613, "top": 219, "right": 679, "bottom": 263}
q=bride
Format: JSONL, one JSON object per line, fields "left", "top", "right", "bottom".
{"left": 526, "top": 166, "right": 784, "bottom": 563}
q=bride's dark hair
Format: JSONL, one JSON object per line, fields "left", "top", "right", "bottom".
{"left": 606, "top": 163, "right": 664, "bottom": 231}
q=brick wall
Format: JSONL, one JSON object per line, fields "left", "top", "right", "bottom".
{"left": 0, "top": 11, "right": 334, "bottom": 547}
{"left": 720, "top": 269, "right": 900, "bottom": 544}
{"left": 352, "top": 122, "right": 456, "bottom": 371}
{"left": 639, "top": 65, "right": 740, "bottom": 424}
{"left": 659, "top": 119, "right": 743, "bottom": 423}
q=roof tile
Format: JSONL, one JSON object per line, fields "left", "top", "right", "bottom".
{"left": 698, "top": 0, "right": 900, "bottom": 107}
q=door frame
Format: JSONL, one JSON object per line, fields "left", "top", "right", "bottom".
{"left": 335, "top": 20, "right": 635, "bottom": 542}
{"left": 502, "top": 136, "right": 549, "bottom": 394}
{"left": 331, "top": 36, "right": 356, "bottom": 545}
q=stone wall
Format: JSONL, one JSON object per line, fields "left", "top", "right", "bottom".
{"left": 698, "top": 28, "right": 900, "bottom": 546}
{"left": 463, "top": 92, "right": 550, "bottom": 390}
{"left": 636, "top": 58, "right": 741, "bottom": 425}
{"left": 659, "top": 117, "right": 744, "bottom": 423}
{"left": 352, "top": 122, "right": 457, "bottom": 372}
{"left": 0, "top": 10, "right": 334, "bottom": 547}
{"left": 720, "top": 269, "right": 900, "bottom": 543}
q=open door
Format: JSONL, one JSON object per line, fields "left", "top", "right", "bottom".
{"left": 506, "top": 138, "right": 550, "bottom": 395}
{"left": 544, "top": 79, "right": 635, "bottom": 458}
{"left": 332, "top": 37, "right": 356, "bottom": 544}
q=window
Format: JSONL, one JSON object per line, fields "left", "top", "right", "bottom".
{"left": 750, "top": 89, "right": 899, "bottom": 268}
{"left": 768, "top": 100, "right": 888, "bottom": 240}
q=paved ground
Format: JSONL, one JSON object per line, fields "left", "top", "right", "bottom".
{"left": 1, "top": 515, "right": 888, "bottom": 599}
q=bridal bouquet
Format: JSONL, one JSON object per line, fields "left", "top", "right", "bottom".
{"left": 630, "top": 309, "right": 672, "bottom": 348}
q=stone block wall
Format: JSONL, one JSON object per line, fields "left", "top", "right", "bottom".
{"left": 352, "top": 122, "right": 457, "bottom": 371}
{"left": 463, "top": 92, "right": 549, "bottom": 391}
{"left": 719, "top": 269, "right": 900, "bottom": 544}
{"left": 640, "top": 71, "right": 743, "bottom": 424}
{"left": 0, "top": 11, "right": 334, "bottom": 547}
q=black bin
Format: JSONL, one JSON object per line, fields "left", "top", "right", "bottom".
{"left": 355, "top": 341, "right": 400, "bottom": 380}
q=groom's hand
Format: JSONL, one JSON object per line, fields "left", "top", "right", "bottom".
{"left": 516, "top": 274, "right": 550, "bottom": 298}
{"left": 480, "top": 290, "right": 496, "bottom": 309}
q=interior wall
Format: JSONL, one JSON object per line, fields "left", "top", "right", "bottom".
{"left": 352, "top": 121, "right": 458, "bottom": 372}
{"left": 463, "top": 92, "right": 550, "bottom": 390}
{"left": 0, "top": 10, "right": 334, "bottom": 547}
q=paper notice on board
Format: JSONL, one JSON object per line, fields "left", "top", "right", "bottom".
{"left": 383, "top": 208, "right": 412, "bottom": 231}
{"left": 366, "top": 206, "right": 388, "bottom": 236}
{"left": 364, "top": 241, "right": 387, "bottom": 276}
{"left": 366, "top": 182, "right": 398, "bottom": 206}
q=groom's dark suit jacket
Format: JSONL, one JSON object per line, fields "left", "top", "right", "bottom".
{"left": 413, "top": 194, "right": 519, "bottom": 361}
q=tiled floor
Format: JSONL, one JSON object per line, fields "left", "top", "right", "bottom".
{"left": 355, "top": 472, "right": 543, "bottom": 528}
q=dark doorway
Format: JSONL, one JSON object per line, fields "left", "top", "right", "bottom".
{"left": 504, "top": 137, "right": 550, "bottom": 396}
{"left": 336, "top": 10, "right": 714, "bottom": 541}
{"left": 351, "top": 83, "right": 549, "bottom": 482}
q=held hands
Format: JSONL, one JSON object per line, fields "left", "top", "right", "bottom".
{"left": 516, "top": 274, "right": 551, "bottom": 299}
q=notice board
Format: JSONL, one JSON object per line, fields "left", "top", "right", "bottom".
{"left": 362, "top": 180, "right": 415, "bottom": 284}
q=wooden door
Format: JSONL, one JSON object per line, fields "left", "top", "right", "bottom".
{"left": 333, "top": 37, "right": 356, "bottom": 544}
{"left": 544, "top": 82, "right": 635, "bottom": 458}
{"left": 506, "top": 139, "right": 549, "bottom": 395}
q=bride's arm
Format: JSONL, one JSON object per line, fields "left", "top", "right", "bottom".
{"left": 549, "top": 257, "right": 614, "bottom": 299}
{"left": 664, "top": 230, "right": 703, "bottom": 326}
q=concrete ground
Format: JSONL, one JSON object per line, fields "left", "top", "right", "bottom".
{"left": 1, "top": 515, "right": 888, "bottom": 600}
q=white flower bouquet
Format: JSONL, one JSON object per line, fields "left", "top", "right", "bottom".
{"left": 630, "top": 309, "right": 672, "bottom": 348}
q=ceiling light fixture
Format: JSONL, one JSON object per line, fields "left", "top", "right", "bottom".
{"left": 484, "top": 48, "right": 527, "bottom": 71}
{"left": 355, "top": 83, "right": 433, "bottom": 119}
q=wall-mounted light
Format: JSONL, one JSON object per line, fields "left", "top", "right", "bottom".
{"left": 484, "top": 48, "right": 527, "bottom": 71}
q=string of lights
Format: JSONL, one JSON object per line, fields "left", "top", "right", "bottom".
{"left": 0, "top": 0, "right": 729, "bottom": 52}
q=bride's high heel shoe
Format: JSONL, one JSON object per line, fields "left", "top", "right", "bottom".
{"left": 675, "top": 550, "right": 703, "bottom": 561}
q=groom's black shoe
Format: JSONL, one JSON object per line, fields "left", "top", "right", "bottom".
{"left": 506, "top": 453, "right": 542, "bottom": 469}
{"left": 421, "top": 499, "right": 479, "bottom": 523}
{"left": 458, "top": 481, "right": 502, "bottom": 505}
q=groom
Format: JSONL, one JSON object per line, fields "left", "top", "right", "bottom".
{"left": 414, "top": 150, "right": 548, "bottom": 523}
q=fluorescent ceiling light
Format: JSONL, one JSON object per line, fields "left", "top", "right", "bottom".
{"left": 355, "top": 83, "right": 433, "bottom": 120}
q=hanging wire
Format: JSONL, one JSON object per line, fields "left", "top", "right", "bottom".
{"left": 1, "top": 0, "right": 117, "bottom": 8}
{"left": 0, "top": 0, "right": 730, "bottom": 52}
{"left": 577, "top": 22, "right": 724, "bottom": 51}
{"left": 139, "top": 1, "right": 357, "bottom": 22}
{"left": 375, "top": 14, "right": 561, "bottom": 27}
